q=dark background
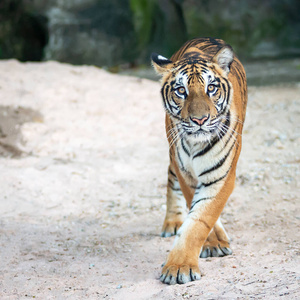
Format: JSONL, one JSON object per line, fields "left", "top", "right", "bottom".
{"left": 1, "top": 0, "right": 299, "bottom": 68}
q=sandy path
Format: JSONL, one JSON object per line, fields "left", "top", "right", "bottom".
{"left": 0, "top": 60, "right": 299, "bottom": 299}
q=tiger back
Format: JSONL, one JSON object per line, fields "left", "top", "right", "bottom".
{"left": 151, "top": 38, "right": 247, "bottom": 285}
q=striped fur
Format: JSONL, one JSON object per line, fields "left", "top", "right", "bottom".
{"left": 151, "top": 38, "right": 247, "bottom": 285}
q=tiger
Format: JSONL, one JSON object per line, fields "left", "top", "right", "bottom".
{"left": 151, "top": 37, "right": 247, "bottom": 285}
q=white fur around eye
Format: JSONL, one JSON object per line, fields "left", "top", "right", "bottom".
{"left": 202, "top": 70, "right": 215, "bottom": 93}
{"left": 175, "top": 73, "right": 189, "bottom": 96}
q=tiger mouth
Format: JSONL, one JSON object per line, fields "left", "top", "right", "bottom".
{"left": 183, "top": 128, "right": 214, "bottom": 141}
{"left": 184, "top": 122, "right": 218, "bottom": 134}
{"left": 182, "top": 120, "right": 221, "bottom": 140}
{"left": 186, "top": 128, "right": 209, "bottom": 135}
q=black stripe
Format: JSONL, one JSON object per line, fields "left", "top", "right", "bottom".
{"left": 193, "top": 138, "right": 217, "bottom": 158}
{"left": 168, "top": 174, "right": 181, "bottom": 192}
{"left": 162, "top": 81, "right": 183, "bottom": 116}
{"left": 170, "top": 79, "right": 176, "bottom": 86}
{"left": 177, "top": 148, "right": 185, "bottom": 171}
{"left": 162, "top": 83, "right": 171, "bottom": 112}
{"left": 188, "top": 76, "right": 194, "bottom": 85}
{"left": 218, "top": 79, "right": 229, "bottom": 114}
{"left": 162, "top": 82, "right": 168, "bottom": 97}
{"left": 164, "top": 85, "right": 170, "bottom": 102}
{"left": 217, "top": 78, "right": 230, "bottom": 114}
{"left": 171, "top": 95, "right": 180, "bottom": 106}
{"left": 190, "top": 197, "right": 212, "bottom": 211}
{"left": 170, "top": 113, "right": 183, "bottom": 122}
{"left": 202, "top": 169, "right": 230, "bottom": 188}
{"left": 168, "top": 179, "right": 174, "bottom": 186}
{"left": 219, "top": 83, "right": 227, "bottom": 112}
{"left": 176, "top": 148, "right": 193, "bottom": 176}
{"left": 225, "top": 79, "right": 231, "bottom": 104}
{"left": 176, "top": 64, "right": 188, "bottom": 73}
{"left": 222, "top": 117, "right": 238, "bottom": 150}
{"left": 176, "top": 59, "right": 207, "bottom": 70}
{"left": 198, "top": 75, "right": 205, "bottom": 84}
{"left": 198, "top": 138, "right": 236, "bottom": 177}
{"left": 181, "top": 138, "right": 190, "bottom": 156}
{"left": 165, "top": 96, "right": 175, "bottom": 113}
{"left": 190, "top": 184, "right": 202, "bottom": 190}
{"left": 171, "top": 186, "right": 182, "bottom": 192}
{"left": 169, "top": 168, "right": 177, "bottom": 178}
{"left": 233, "top": 64, "right": 245, "bottom": 83}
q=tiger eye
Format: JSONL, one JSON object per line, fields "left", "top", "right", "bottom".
{"left": 207, "top": 84, "right": 215, "bottom": 92}
{"left": 177, "top": 87, "right": 186, "bottom": 95}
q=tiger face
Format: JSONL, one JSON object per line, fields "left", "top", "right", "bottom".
{"left": 152, "top": 47, "right": 234, "bottom": 143}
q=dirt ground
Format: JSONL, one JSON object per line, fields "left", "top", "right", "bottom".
{"left": 0, "top": 60, "right": 299, "bottom": 299}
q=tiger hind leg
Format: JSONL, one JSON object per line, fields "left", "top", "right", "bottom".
{"left": 200, "top": 218, "right": 232, "bottom": 258}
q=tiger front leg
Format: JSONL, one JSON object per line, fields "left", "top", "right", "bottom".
{"left": 161, "top": 167, "right": 187, "bottom": 237}
{"left": 160, "top": 217, "right": 208, "bottom": 284}
{"left": 160, "top": 174, "right": 234, "bottom": 285}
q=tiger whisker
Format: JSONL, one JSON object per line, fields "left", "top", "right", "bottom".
{"left": 220, "top": 114, "right": 244, "bottom": 125}
{"left": 167, "top": 125, "right": 185, "bottom": 149}
{"left": 167, "top": 128, "right": 179, "bottom": 144}
{"left": 218, "top": 123, "right": 240, "bottom": 149}
{"left": 169, "top": 130, "right": 183, "bottom": 149}
{"left": 221, "top": 123, "right": 242, "bottom": 137}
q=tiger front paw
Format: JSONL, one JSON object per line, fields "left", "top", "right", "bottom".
{"left": 160, "top": 264, "right": 201, "bottom": 285}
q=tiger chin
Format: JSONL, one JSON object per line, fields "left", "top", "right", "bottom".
{"left": 151, "top": 38, "right": 247, "bottom": 285}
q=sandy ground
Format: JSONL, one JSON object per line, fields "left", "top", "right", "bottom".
{"left": 0, "top": 59, "right": 299, "bottom": 299}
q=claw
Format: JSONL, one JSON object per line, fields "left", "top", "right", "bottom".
{"left": 160, "top": 269, "right": 169, "bottom": 283}
{"left": 160, "top": 265, "right": 201, "bottom": 285}
{"left": 220, "top": 246, "right": 232, "bottom": 256}
{"left": 161, "top": 231, "right": 173, "bottom": 238}
{"left": 200, "top": 248, "right": 209, "bottom": 258}
{"left": 212, "top": 246, "right": 224, "bottom": 257}
{"left": 202, "top": 248, "right": 212, "bottom": 257}
{"left": 190, "top": 268, "right": 201, "bottom": 281}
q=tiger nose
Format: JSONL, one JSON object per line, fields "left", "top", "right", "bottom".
{"left": 191, "top": 115, "right": 209, "bottom": 126}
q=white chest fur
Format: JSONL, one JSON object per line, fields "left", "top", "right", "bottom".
{"left": 175, "top": 131, "right": 236, "bottom": 188}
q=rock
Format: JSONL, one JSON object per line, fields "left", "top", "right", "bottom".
{"left": 0, "top": 0, "right": 48, "bottom": 61}
{"left": 42, "top": 0, "right": 137, "bottom": 67}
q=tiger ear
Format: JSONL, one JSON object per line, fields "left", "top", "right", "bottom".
{"left": 212, "top": 46, "right": 234, "bottom": 75}
{"left": 151, "top": 53, "right": 173, "bottom": 75}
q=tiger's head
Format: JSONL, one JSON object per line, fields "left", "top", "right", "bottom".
{"left": 151, "top": 46, "right": 234, "bottom": 143}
